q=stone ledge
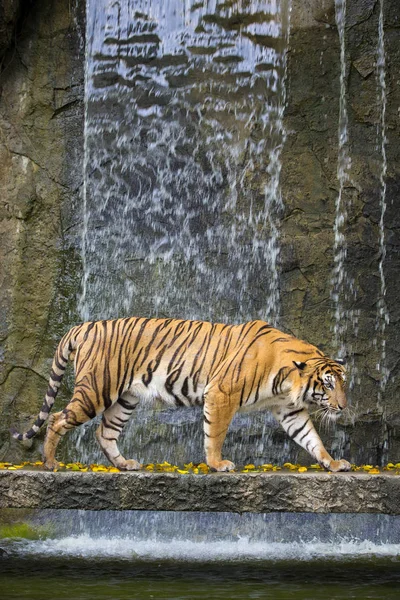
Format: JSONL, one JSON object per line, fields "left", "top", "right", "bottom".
{"left": 1, "top": 470, "right": 400, "bottom": 514}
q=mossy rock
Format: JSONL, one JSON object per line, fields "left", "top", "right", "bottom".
{"left": 0, "top": 522, "right": 53, "bottom": 541}
{"left": 0, "top": 510, "right": 54, "bottom": 540}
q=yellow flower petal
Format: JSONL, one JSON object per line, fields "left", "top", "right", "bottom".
{"left": 298, "top": 466, "right": 308, "bottom": 473}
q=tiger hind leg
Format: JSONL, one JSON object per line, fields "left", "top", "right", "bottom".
{"left": 43, "top": 385, "right": 99, "bottom": 470}
{"left": 96, "top": 393, "right": 141, "bottom": 470}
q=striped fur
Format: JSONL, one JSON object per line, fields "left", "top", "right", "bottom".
{"left": 12, "top": 317, "right": 351, "bottom": 472}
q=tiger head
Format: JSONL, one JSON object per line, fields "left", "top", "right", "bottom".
{"left": 293, "top": 358, "right": 347, "bottom": 419}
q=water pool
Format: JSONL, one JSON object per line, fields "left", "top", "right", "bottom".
{"left": 1, "top": 511, "right": 399, "bottom": 599}
{"left": 1, "top": 552, "right": 400, "bottom": 600}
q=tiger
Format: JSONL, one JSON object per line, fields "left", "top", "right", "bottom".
{"left": 12, "top": 317, "right": 351, "bottom": 472}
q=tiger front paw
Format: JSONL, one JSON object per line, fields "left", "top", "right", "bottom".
{"left": 43, "top": 459, "right": 60, "bottom": 471}
{"left": 328, "top": 459, "right": 351, "bottom": 472}
{"left": 208, "top": 459, "right": 235, "bottom": 472}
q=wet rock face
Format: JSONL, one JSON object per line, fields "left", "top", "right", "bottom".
{"left": 1, "top": 0, "right": 400, "bottom": 466}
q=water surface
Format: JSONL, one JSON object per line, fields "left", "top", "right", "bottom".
{"left": 1, "top": 553, "right": 400, "bottom": 600}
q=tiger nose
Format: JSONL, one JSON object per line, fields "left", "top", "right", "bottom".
{"left": 338, "top": 391, "right": 347, "bottom": 410}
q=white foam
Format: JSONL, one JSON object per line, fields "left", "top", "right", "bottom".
{"left": 11, "top": 536, "right": 400, "bottom": 561}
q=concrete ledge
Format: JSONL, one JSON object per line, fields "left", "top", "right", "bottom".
{"left": 1, "top": 470, "right": 400, "bottom": 514}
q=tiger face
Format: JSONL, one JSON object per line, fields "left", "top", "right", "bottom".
{"left": 293, "top": 359, "right": 347, "bottom": 418}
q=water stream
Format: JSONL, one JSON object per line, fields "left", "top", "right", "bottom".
{"left": 374, "top": 0, "right": 389, "bottom": 447}
{"left": 79, "top": 0, "right": 290, "bottom": 324}
{"left": 330, "top": 0, "right": 358, "bottom": 377}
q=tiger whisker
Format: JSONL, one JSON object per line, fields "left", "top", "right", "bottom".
{"left": 312, "top": 408, "right": 325, "bottom": 424}
{"left": 320, "top": 409, "right": 331, "bottom": 432}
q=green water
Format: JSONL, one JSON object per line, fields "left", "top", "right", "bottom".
{"left": 1, "top": 557, "right": 400, "bottom": 600}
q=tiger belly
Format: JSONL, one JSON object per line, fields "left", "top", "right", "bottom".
{"left": 127, "top": 372, "right": 206, "bottom": 409}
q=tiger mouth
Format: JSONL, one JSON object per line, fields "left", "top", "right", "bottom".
{"left": 312, "top": 405, "right": 343, "bottom": 424}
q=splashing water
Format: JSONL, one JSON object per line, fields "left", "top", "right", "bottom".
{"left": 3, "top": 511, "right": 400, "bottom": 560}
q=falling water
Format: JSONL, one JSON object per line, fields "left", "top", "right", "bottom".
{"left": 78, "top": 0, "right": 291, "bottom": 325}
{"left": 331, "top": 0, "right": 351, "bottom": 361}
{"left": 330, "top": 0, "right": 360, "bottom": 402}
{"left": 73, "top": 0, "right": 292, "bottom": 465}
{"left": 374, "top": 0, "right": 389, "bottom": 457}
{"left": 3, "top": 510, "right": 400, "bottom": 561}
{"left": 375, "top": 1, "right": 389, "bottom": 393}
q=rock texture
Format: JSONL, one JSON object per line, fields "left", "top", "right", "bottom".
{"left": 0, "top": 0, "right": 399, "bottom": 468}
{"left": 1, "top": 470, "right": 400, "bottom": 514}
{"left": 0, "top": 0, "right": 84, "bottom": 461}
{"left": 280, "top": 0, "right": 400, "bottom": 464}
{"left": 0, "top": 0, "right": 22, "bottom": 60}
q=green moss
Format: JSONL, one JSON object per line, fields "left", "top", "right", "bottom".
{"left": 0, "top": 522, "right": 53, "bottom": 540}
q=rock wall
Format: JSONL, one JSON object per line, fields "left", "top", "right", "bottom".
{"left": 0, "top": 0, "right": 84, "bottom": 460}
{"left": 280, "top": 0, "right": 400, "bottom": 464}
{"left": 1, "top": 0, "right": 399, "bottom": 466}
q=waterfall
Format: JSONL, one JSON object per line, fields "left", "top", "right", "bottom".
{"left": 78, "top": 0, "right": 291, "bottom": 325}
{"left": 3, "top": 510, "right": 400, "bottom": 560}
{"left": 72, "top": 0, "right": 292, "bottom": 466}
{"left": 331, "top": 0, "right": 351, "bottom": 360}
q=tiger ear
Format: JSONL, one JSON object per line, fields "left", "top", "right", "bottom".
{"left": 335, "top": 358, "right": 346, "bottom": 366}
{"left": 293, "top": 361, "right": 307, "bottom": 371}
